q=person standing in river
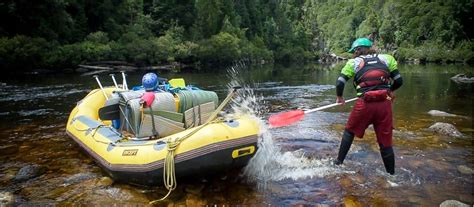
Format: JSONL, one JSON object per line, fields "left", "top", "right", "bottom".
{"left": 333, "top": 37, "right": 403, "bottom": 175}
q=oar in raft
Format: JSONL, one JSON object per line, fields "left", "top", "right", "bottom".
{"left": 268, "top": 97, "right": 358, "bottom": 128}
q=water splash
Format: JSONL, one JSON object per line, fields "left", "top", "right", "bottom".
{"left": 244, "top": 125, "right": 355, "bottom": 189}
{"left": 380, "top": 167, "right": 422, "bottom": 187}
{"left": 224, "top": 62, "right": 282, "bottom": 188}
{"left": 227, "top": 62, "right": 268, "bottom": 117}
{"left": 225, "top": 62, "right": 352, "bottom": 190}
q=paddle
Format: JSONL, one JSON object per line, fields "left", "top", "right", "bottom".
{"left": 268, "top": 97, "right": 358, "bottom": 128}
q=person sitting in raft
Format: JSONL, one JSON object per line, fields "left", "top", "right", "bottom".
{"left": 333, "top": 37, "right": 403, "bottom": 175}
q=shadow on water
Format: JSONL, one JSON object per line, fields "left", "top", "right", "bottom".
{"left": 0, "top": 63, "right": 473, "bottom": 206}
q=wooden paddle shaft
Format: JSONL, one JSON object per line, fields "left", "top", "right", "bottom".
{"left": 304, "top": 97, "right": 358, "bottom": 114}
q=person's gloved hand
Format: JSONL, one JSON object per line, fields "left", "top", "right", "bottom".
{"left": 336, "top": 96, "right": 345, "bottom": 105}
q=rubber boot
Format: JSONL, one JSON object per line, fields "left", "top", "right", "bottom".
{"left": 334, "top": 129, "right": 354, "bottom": 165}
{"left": 380, "top": 146, "right": 395, "bottom": 175}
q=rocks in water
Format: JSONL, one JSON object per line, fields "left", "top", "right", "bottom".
{"left": 408, "top": 196, "right": 424, "bottom": 205}
{"left": 2, "top": 168, "right": 17, "bottom": 182}
{"left": 102, "top": 187, "right": 133, "bottom": 200}
{"left": 66, "top": 183, "right": 149, "bottom": 205}
{"left": 0, "top": 191, "right": 14, "bottom": 206}
{"left": 97, "top": 176, "right": 114, "bottom": 187}
{"left": 318, "top": 53, "right": 347, "bottom": 63}
{"left": 428, "top": 122, "right": 464, "bottom": 138}
{"left": 338, "top": 176, "right": 353, "bottom": 189}
{"left": 185, "top": 194, "right": 206, "bottom": 207}
{"left": 95, "top": 187, "right": 149, "bottom": 203}
{"left": 14, "top": 164, "right": 46, "bottom": 182}
{"left": 457, "top": 165, "right": 474, "bottom": 175}
{"left": 343, "top": 195, "right": 362, "bottom": 207}
{"left": 450, "top": 74, "right": 474, "bottom": 84}
{"left": 439, "top": 200, "right": 469, "bottom": 207}
{"left": 428, "top": 110, "right": 457, "bottom": 117}
{"left": 64, "top": 172, "right": 97, "bottom": 185}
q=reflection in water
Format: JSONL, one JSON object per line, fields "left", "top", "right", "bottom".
{"left": 0, "top": 63, "right": 473, "bottom": 206}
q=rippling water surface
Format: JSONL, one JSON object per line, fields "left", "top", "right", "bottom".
{"left": 0, "top": 63, "right": 472, "bottom": 206}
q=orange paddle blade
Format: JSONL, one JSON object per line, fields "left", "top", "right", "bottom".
{"left": 268, "top": 110, "right": 305, "bottom": 128}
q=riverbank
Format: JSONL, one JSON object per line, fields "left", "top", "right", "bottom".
{"left": 2, "top": 59, "right": 474, "bottom": 78}
{"left": 1, "top": 35, "right": 472, "bottom": 74}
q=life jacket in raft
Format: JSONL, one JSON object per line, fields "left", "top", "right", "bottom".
{"left": 353, "top": 54, "right": 391, "bottom": 95}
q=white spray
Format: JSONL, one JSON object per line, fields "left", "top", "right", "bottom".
{"left": 226, "top": 62, "right": 354, "bottom": 190}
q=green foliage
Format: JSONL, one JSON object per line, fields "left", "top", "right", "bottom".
{"left": 45, "top": 39, "right": 112, "bottom": 68}
{"left": 452, "top": 41, "right": 474, "bottom": 63}
{"left": 397, "top": 41, "right": 474, "bottom": 63}
{"left": 85, "top": 32, "right": 109, "bottom": 44}
{"left": 151, "top": 32, "right": 180, "bottom": 63}
{"left": 197, "top": 32, "right": 241, "bottom": 65}
{"left": 275, "top": 45, "right": 307, "bottom": 63}
{"left": 243, "top": 37, "right": 273, "bottom": 61}
{"left": 174, "top": 41, "right": 199, "bottom": 63}
{"left": 149, "top": 0, "right": 196, "bottom": 35}
{"left": 0, "top": 35, "right": 51, "bottom": 69}
{"left": 304, "top": 0, "right": 472, "bottom": 62}
{"left": 1, "top": 0, "right": 472, "bottom": 71}
{"left": 194, "top": 0, "right": 224, "bottom": 38}
{"left": 355, "top": 13, "right": 379, "bottom": 38}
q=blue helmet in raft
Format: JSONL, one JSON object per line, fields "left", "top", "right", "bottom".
{"left": 142, "top": 72, "right": 158, "bottom": 91}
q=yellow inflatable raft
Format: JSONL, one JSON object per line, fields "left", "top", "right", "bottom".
{"left": 66, "top": 87, "right": 259, "bottom": 186}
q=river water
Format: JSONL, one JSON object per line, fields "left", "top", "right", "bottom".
{"left": 0, "top": 63, "right": 472, "bottom": 206}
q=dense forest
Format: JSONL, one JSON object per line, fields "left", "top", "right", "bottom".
{"left": 0, "top": 0, "right": 472, "bottom": 70}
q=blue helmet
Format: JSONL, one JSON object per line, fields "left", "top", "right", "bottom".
{"left": 142, "top": 73, "right": 158, "bottom": 91}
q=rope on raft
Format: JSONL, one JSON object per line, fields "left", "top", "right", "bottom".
{"left": 149, "top": 87, "right": 239, "bottom": 204}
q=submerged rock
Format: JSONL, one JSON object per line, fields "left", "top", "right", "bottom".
{"left": 428, "top": 110, "right": 457, "bottom": 117}
{"left": 14, "top": 164, "right": 46, "bottom": 182}
{"left": 93, "top": 187, "right": 132, "bottom": 200}
{"left": 84, "top": 186, "right": 149, "bottom": 205}
{"left": 103, "top": 188, "right": 132, "bottom": 200}
{"left": 64, "top": 173, "right": 97, "bottom": 185}
{"left": 2, "top": 168, "right": 17, "bottom": 182}
{"left": 185, "top": 194, "right": 206, "bottom": 207}
{"left": 408, "top": 196, "right": 424, "bottom": 205}
{"left": 428, "top": 122, "right": 464, "bottom": 138}
{"left": 450, "top": 74, "right": 474, "bottom": 84}
{"left": 97, "top": 176, "right": 114, "bottom": 187}
{"left": 0, "top": 191, "right": 14, "bottom": 206}
{"left": 343, "top": 195, "right": 362, "bottom": 207}
{"left": 439, "top": 200, "right": 469, "bottom": 207}
{"left": 457, "top": 165, "right": 474, "bottom": 175}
